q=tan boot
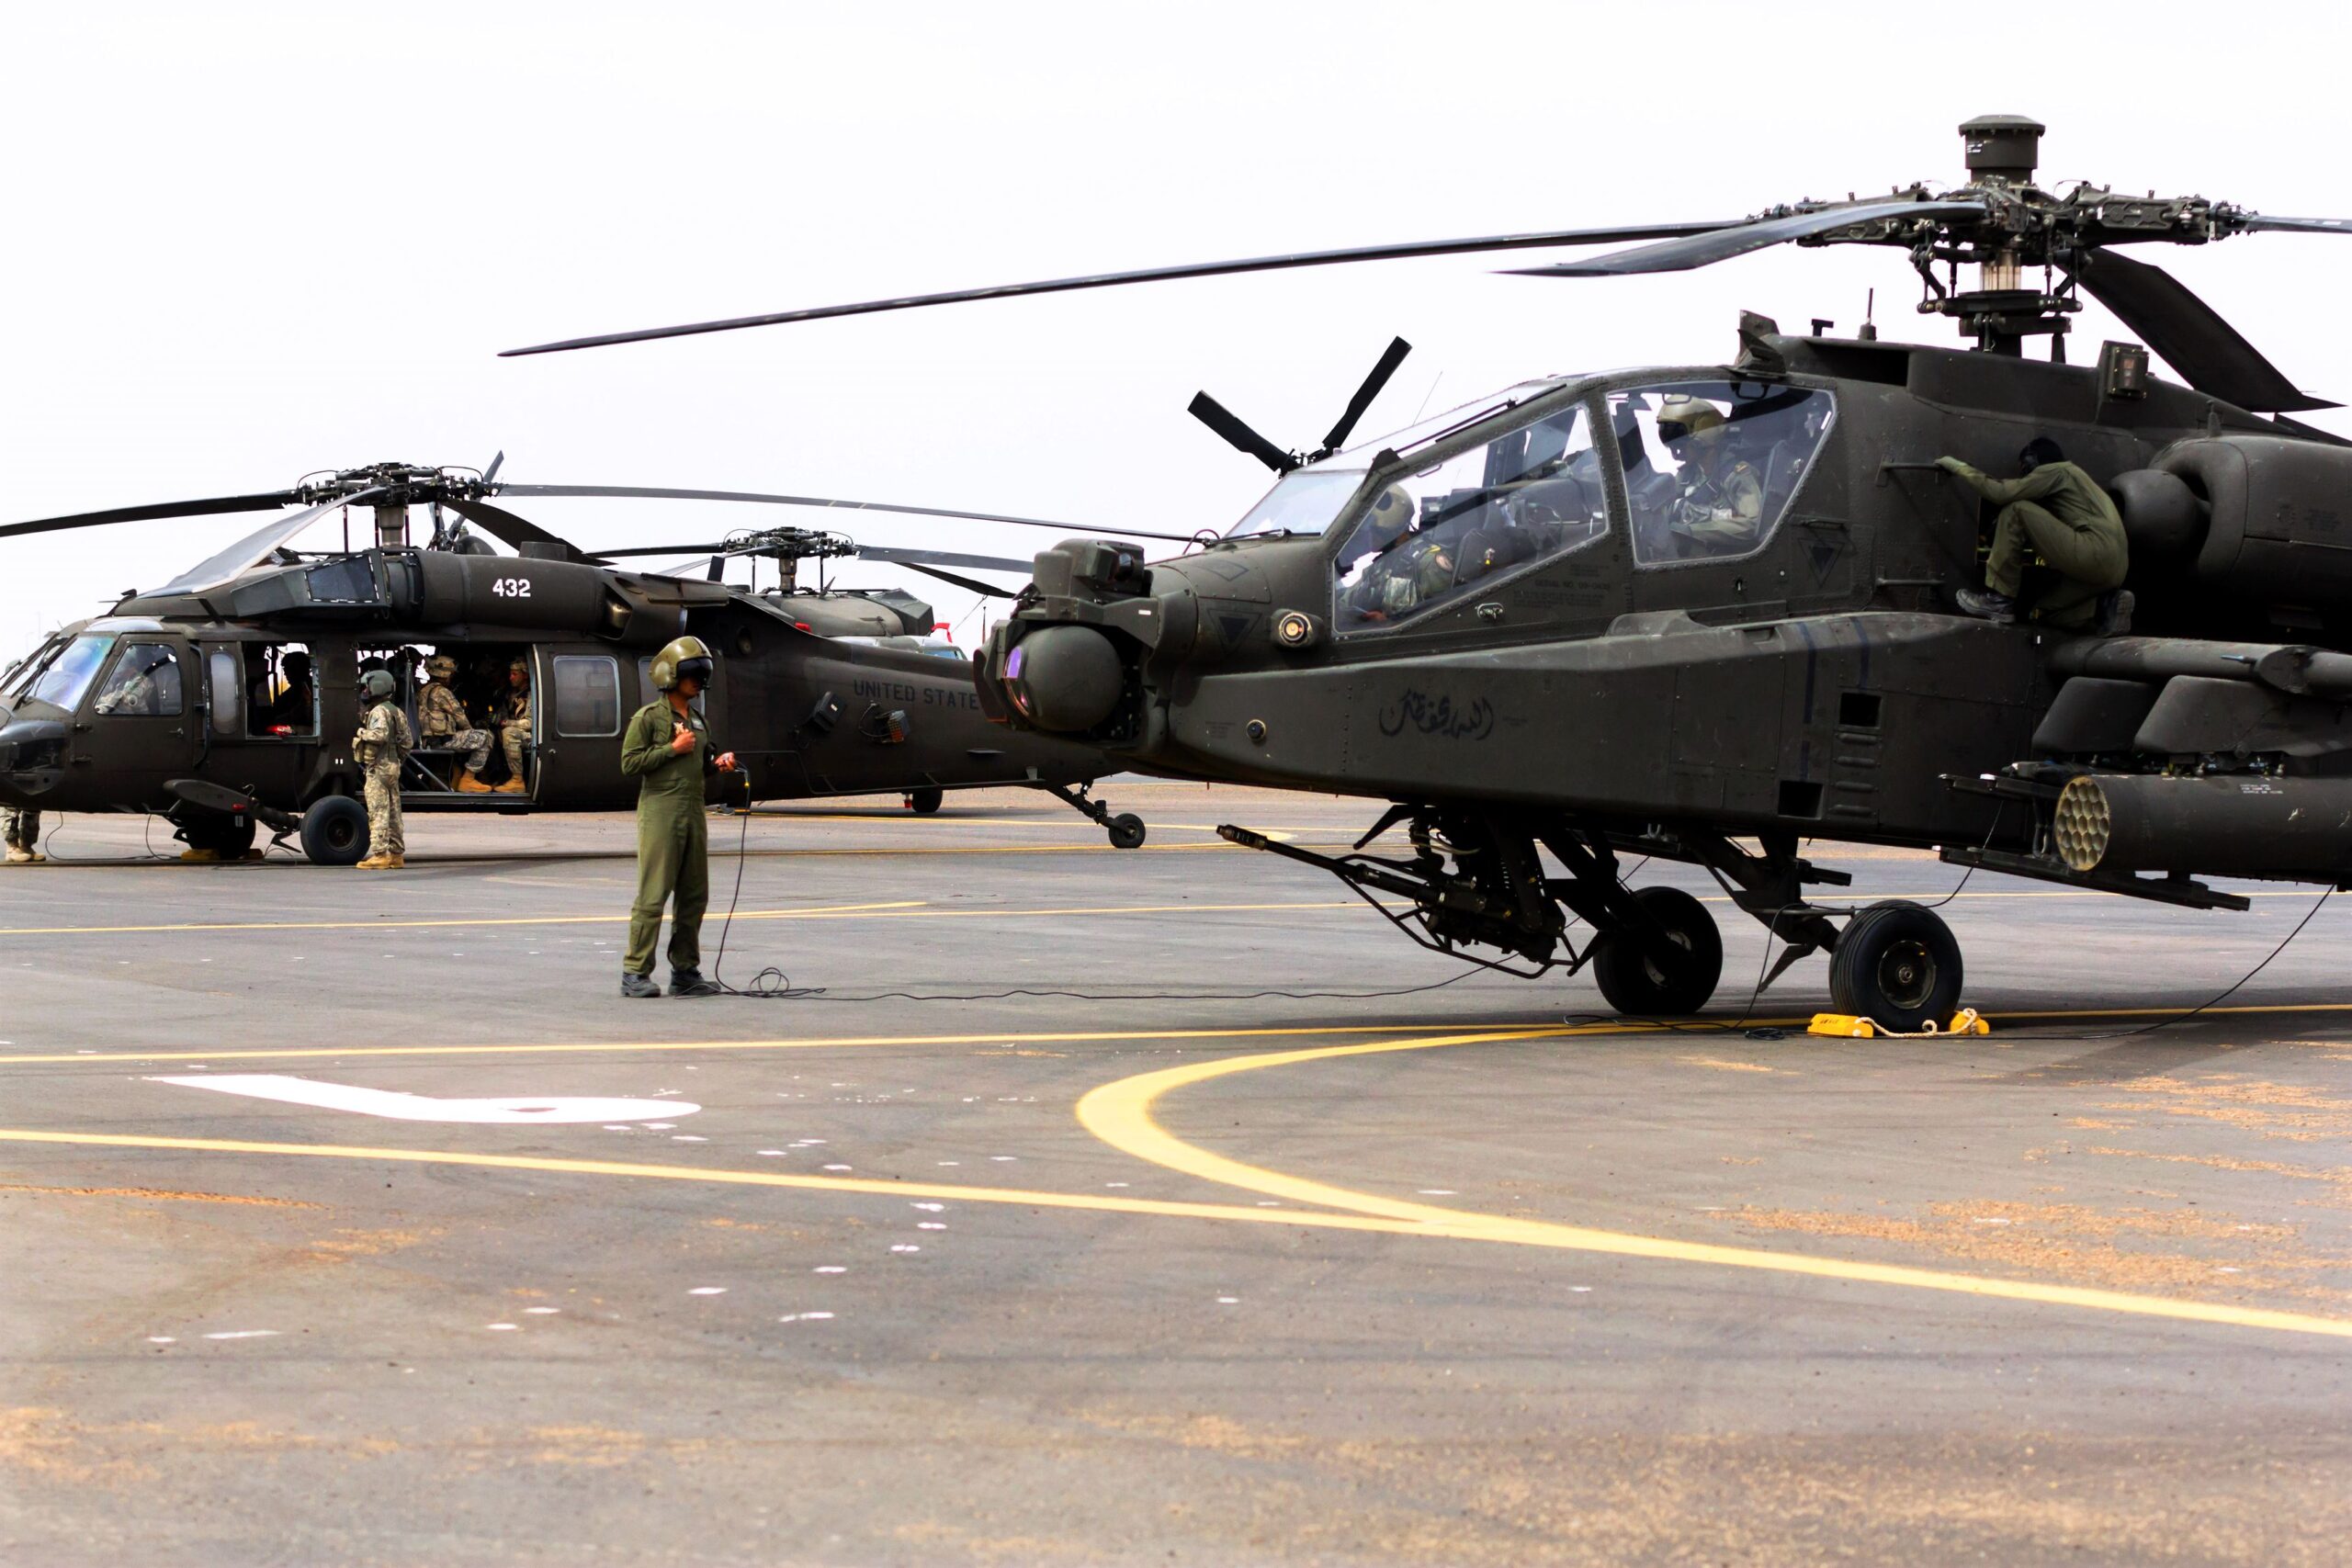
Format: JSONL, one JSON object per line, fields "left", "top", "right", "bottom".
{"left": 384, "top": 852, "right": 405, "bottom": 868}
{"left": 455, "top": 771, "right": 492, "bottom": 795}
{"left": 493, "top": 778, "right": 526, "bottom": 795}
{"left": 5, "top": 846, "right": 37, "bottom": 865}
{"left": 354, "top": 852, "right": 392, "bottom": 870}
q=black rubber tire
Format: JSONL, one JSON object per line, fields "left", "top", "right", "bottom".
{"left": 1589, "top": 885, "right": 1724, "bottom": 1016}
{"left": 178, "top": 810, "right": 255, "bottom": 858}
{"left": 300, "top": 795, "right": 370, "bottom": 866}
{"left": 1107, "top": 812, "right": 1148, "bottom": 851}
{"left": 906, "top": 787, "right": 944, "bottom": 816}
{"left": 1828, "top": 899, "right": 1963, "bottom": 1034}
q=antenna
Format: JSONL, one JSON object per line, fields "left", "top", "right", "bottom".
{"left": 1860, "top": 287, "right": 1878, "bottom": 342}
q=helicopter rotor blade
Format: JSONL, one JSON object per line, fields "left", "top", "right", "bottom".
{"left": 482, "top": 449, "right": 506, "bottom": 486}
{"left": 497, "top": 220, "right": 1744, "bottom": 356}
{"left": 2078, "top": 249, "right": 2336, "bottom": 412}
{"left": 854, "top": 544, "right": 1035, "bottom": 574}
{"left": 895, "top": 562, "right": 1020, "bottom": 600}
{"left": 2234, "top": 213, "right": 2352, "bottom": 236}
{"left": 1508, "top": 198, "right": 1992, "bottom": 277}
{"left": 1187, "top": 392, "right": 1298, "bottom": 474}
{"left": 1317, "top": 336, "right": 1413, "bottom": 457}
{"left": 594, "top": 542, "right": 738, "bottom": 559}
{"left": 497, "top": 483, "right": 1192, "bottom": 543}
{"left": 706, "top": 554, "right": 725, "bottom": 582}
{"left": 439, "top": 495, "right": 598, "bottom": 558}
{"left": 0, "top": 491, "right": 303, "bottom": 542}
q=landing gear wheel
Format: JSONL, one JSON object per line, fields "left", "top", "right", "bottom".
{"left": 905, "top": 786, "right": 943, "bottom": 816}
{"left": 1106, "top": 813, "right": 1147, "bottom": 851}
{"left": 177, "top": 810, "right": 255, "bottom": 859}
{"left": 1829, "top": 899, "right": 1962, "bottom": 1033}
{"left": 300, "top": 795, "right": 370, "bottom": 866}
{"left": 1589, "top": 886, "right": 1723, "bottom": 1016}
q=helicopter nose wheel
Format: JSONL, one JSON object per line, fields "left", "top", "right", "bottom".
{"left": 1589, "top": 885, "right": 1724, "bottom": 1016}
{"left": 1828, "top": 900, "right": 1964, "bottom": 1033}
{"left": 904, "top": 786, "right": 944, "bottom": 816}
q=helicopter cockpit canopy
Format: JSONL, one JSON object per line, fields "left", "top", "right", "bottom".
{"left": 1223, "top": 380, "right": 1568, "bottom": 543}
{"left": 150, "top": 507, "right": 341, "bottom": 598}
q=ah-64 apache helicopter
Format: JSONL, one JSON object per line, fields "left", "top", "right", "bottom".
{"left": 509, "top": 116, "right": 2352, "bottom": 1029}
{"left": 0, "top": 460, "right": 1157, "bottom": 863}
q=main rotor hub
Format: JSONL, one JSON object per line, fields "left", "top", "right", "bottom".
{"left": 1959, "top": 114, "right": 2044, "bottom": 186}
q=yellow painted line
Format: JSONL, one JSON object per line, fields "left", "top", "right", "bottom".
{"left": 0, "top": 1018, "right": 1576, "bottom": 1067}
{"left": 1073, "top": 1029, "right": 2352, "bottom": 1341}
{"left": 0, "top": 896, "right": 1391, "bottom": 941}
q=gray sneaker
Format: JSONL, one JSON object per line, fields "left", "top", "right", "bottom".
{"left": 620, "top": 972, "right": 662, "bottom": 998}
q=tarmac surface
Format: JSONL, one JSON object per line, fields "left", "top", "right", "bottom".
{"left": 2, "top": 781, "right": 2350, "bottom": 1566}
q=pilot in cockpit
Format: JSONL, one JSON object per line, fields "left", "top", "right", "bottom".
{"left": 1658, "top": 395, "right": 1763, "bottom": 555}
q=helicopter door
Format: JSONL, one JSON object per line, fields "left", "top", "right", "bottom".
{"left": 530, "top": 650, "right": 627, "bottom": 807}
{"left": 77, "top": 638, "right": 193, "bottom": 787}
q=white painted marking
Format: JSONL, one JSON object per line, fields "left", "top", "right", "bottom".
{"left": 689, "top": 1286, "right": 727, "bottom": 1295}
{"left": 204, "top": 1329, "right": 278, "bottom": 1340}
{"left": 151, "top": 1074, "right": 699, "bottom": 1124}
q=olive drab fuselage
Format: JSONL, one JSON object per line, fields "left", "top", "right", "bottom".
{"left": 982, "top": 332, "right": 2352, "bottom": 891}
{"left": 0, "top": 545, "right": 1103, "bottom": 828}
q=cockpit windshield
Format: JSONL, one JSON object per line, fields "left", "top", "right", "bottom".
{"left": 25, "top": 634, "right": 116, "bottom": 713}
{"left": 1221, "top": 379, "right": 1571, "bottom": 542}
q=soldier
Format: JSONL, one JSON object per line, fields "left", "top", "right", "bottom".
{"left": 1659, "top": 394, "right": 1763, "bottom": 555}
{"left": 418, "top": 655, "right": 497, "bottom": 793}
{"left": 494, "top": 657, "right": 532, "bottom": 795}
{"left": 1940, "top": 438, "right": 2132, "bottom": 629}
{"left": 93, "top": 649, "right": 166, "bottom": 715}
{"left": 2, "top": 806, "right": 42, "bottom": 865}
{"left": 351, "top": 669, "right": 413, "bottom": 870}
{"left": 618, "top": 636, "right": 738, "bottom": 998}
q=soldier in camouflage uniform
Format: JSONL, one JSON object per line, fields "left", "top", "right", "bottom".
{"left": 2, "top": 807, "right": 42, "bottom": 865}
{"left": 92, "top": 647, "right": 171, "bottom": 715}
{"left": 1658, "top": 394, "right": 1764, "bottom": 557}
{"left": 352, "top": 669, "right": 413, "bottom": 870}
{"left": 494, "top": 657, "right": 533, "bottom": 795}
{"left": 418, "top": 655, "right": 497, "bottom": 792}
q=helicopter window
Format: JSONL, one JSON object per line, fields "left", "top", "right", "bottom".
{"left": 206, "top": 649, "right": 243, "bottom": 736}
{"left": 3, "top": 633, "right": 70, "bottom": 700}
{"left": 1226, "top": 470, "right": 1368, "bottom": 540}
{"left": 246, "top": 642, "right": 317, "bottom": 737}
{"left": 551, "top": 656, "right": 622, "bottom": 738}
{"left": 1611, "top": 381, "right": 1834, "bottom": 567}
{"left": 26, "top": 634, "right": 115, "bottom": 713}
{"left": 92, "top": 642, "right": 184, "bottom": 716}
{"left": 1331, "top": 400, "right": 1605, "bottom": 630}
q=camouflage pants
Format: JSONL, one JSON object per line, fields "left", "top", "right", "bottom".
{"left": 428, "top": 728, "right": 494, "bottom": 773}
{"left": 362, "top": 764, "right": 404, "bottom": 856}
{"left": 503, "top": 727, "right": 529, "bottom": 787}
{"left": 2, "top": 807, "right": 38, "bottom": 851}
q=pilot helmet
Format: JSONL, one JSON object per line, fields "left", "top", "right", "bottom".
{"left": 1657, "top": 394, "right": 1727, "bottom": 455}
{"left": 650, "top": 635, "right": 715, "bottom": 692}
{"left": 425, "top": 655, "right": 458, "bottom": 681}
{"left": 358, "top": 669, "right": 397, "bottom": 702}
{"left": 1361, "top": 484, "right": 1415, "bottom": 546}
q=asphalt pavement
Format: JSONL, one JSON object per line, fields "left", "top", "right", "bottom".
{"left": 2, "top": 784, "right": 2348, "bottom": 1566}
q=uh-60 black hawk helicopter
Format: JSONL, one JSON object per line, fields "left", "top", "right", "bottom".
{"left": 0, "top": 459, "right": 1158, "bottom": 863}
{"left": 508, "top": 115, "right": 2352, "bottom": 1030}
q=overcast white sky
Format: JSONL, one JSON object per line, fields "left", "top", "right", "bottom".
{"left": 6, "top": 1, "right": 2350, "bottom": 655}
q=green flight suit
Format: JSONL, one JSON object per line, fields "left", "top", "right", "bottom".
{"left": 621, "top": 697, "right": 718, "bottom": 976}
{"left": 1940, "top": 457, "right": 2130, "bottom": 628}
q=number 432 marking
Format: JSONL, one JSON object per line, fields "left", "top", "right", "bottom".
{"left": 490, "top": 577, "right": 532, "bottom": 598}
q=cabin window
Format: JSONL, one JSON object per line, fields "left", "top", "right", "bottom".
{"left": 552, "top": 655, "right": 621, "bottom": 738}
{"left": 207, "top": 649, "right": 243, "bottom": 736}
{"left": 1610, "top": 380, "right": 1835, "bottom": 567}
{"left": 1331, "top": 398, "right": 1608, "bottom": 631}
{"left": 246, "top": 643, "right": 317, "bottom": 737}
{"left": 93, "top": 641, "right": 183, "bottom": 716}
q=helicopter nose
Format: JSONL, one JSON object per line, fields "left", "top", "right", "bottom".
{"left": 1000, "top": 625, "right": 1124, "bottom": 732}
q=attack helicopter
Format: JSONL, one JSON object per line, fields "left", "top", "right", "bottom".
{"left": 0, "top": 461, "right": 1153, "bottom": 863}
{"left": 508, "top": 115, "right": 2352, "bottom": 1029}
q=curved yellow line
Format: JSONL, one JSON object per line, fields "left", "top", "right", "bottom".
{"left": 1074, "top": 1028, "right": 2352, "bottom": 1341}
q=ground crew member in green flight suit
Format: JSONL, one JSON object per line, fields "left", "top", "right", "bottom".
{"left": 619, "top": 636, "right": 738, "bottom": 998}
{"left": 1941, "top": 437, "right": 2131, "bottom": 629}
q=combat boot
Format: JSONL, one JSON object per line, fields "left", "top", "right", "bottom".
{"left": 5, "top": 846, "right": 40, "bottom": 864}
{"left": 1953, "top": 587, "right": 2018, "bottom": 624}
{"left": 355, "top": 852, "right": 393, "bottom": 870}
{"left": 669, "top": 969, "right": 721, "bottom": 998}
{"left": 493, "top": 778, "right": 526, "bottom": 795}
{"left": 456, "top": 771, "right": 493, "bottom": 795}
{"left": 620, "top": 972, "right": 662, "bottom": 998}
